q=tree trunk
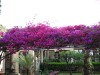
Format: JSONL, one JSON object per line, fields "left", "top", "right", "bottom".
{"left": 27, "top": 69, "right": 29, "bottom": 75}
{"left": 26, "top": 69, "right": 33, "bottom": 75}
{"left": 83, "top": 53, "right": 90, "bottom": 75}
{"left": 5, "top": 51, "right": 12, "bottom": 75}
{"left": 83, "top": 50, "right": 93, "bottom": 75}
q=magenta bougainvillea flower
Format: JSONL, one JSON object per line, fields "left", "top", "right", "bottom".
{"left": 0, "top": 22, "right": 100, "bottom": 53}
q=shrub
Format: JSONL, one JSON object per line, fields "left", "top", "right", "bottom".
{"left": 40, "top": 62, "right": 100, "bottom": 71}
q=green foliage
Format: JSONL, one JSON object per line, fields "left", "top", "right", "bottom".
{"left": 42, "top": 56, "right": 50, "bottom": 75}
{"left": 40, "top": 62, "right": 83, "bottom": 71}
{"left": 59, "top": 51, "right": 84, "bottom": 63}
{"left": 40, "top": 62, "right": 100, "bottom": 71}
{"left": 43, "top": 56, "right": 49, "bottom": 63}
{"left": 92, "top": 62, "right": 100, "bottom": 65}
{"left": 13, "top": 52, "right": 33, "bottom": 69}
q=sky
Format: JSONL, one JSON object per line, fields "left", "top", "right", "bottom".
{"left": 0, "top": 0, "right": 100, "bottom": 29}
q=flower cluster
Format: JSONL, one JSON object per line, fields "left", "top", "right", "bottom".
{"left": 0, "top": 22, "right": 100, "bottom": 53}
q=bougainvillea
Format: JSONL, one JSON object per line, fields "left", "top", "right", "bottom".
{"left": 1, "top": 22, "right": 100, "bottom": 53}
{"left": 24, "top": 23, "right": 67, "bottom": 48}
{"left": 59, "top": 25, "right": 87, "bottom": 47}
{"left": 0, "top": 27, "right": 29, "bottom": 53}
{"left": 84, "top": 25, "right": 100, "bottom": 48}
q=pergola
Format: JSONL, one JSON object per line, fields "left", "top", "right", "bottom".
{"left": 0, "top": 23, "right": 100, "bottom": 75}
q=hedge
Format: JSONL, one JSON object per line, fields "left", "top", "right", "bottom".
{"left": 40, "top": 62, "right": 100, "bottom": 71}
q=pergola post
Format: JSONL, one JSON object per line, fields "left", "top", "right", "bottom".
{"left": 13, "top": 52, "right": 19, "bottom": 74}
{"left": 40, "top": 50, "right": 43, "bottom": 63}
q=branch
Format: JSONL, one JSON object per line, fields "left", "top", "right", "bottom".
{"left": 0, "top": 52, "right": 11, "bottom": 62}
{"left": 0, "top": 50, "right": 19, "bottom": 62}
